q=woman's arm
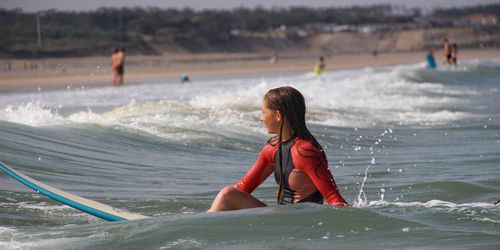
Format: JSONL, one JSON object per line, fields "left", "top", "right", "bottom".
{"left": 234, "top": 144, "right": 275, "bottom": 194}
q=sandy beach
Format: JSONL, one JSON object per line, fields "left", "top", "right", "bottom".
{"left": 1, "top": 48, "right": 499, "bottom": 92}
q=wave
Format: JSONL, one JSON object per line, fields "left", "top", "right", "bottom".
{"left": 0, "top": 58, "right": 498, "bottom": 144}
{"left": 366, "top": 199, "right": 498, "bottom": 210}
{"left": 2, "top": 203, "right": 499, "bottom": 250}
{"left": 402, "top": 58, "right": 500, "bottom": 86}
{"left": 0, "top": 205, "right": 421, "bottom": 249}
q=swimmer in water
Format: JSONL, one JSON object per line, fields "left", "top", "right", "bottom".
{"left": 208, "top": 86, "right": 348, "bottom": 212}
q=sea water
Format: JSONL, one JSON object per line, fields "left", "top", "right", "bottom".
{"left": 1, "top": 59, "right": 499, "bottom": 249}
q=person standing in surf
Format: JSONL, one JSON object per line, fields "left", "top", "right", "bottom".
{"left": 443, "top": 38, "right": 452, "bottom": 65}
{"left": 313, "top": 56, "right": 326, "bottom": 76}
{"left": 208, "top": 86, "right": 348, "bottom": 212}
{"left": 111, "top": 47, "right": 126, "bottom": 86}
{"left": 426, "top": 47, "right": 437, "bottom": 70}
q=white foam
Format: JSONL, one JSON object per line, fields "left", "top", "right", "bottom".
{"left": 366, "top": 199, "right": 496, "bottom": 209}
{"left": 0, "top": 59, "right": 496, "bottom": 131}
{"left": 0, "top": 102, "right": 64, "bottom": 126}
{"left": 159, "top": 238, "right": 203, "bottom": 249}
{"left": 0, "top": 237, "right": 87, "bottom": 250}
{"left": 17, "top": 201, "right": 72, "bottom": 212}
{"left": 474, "top": 217, "right": 500, "bottom": 223}
{"left": 0, "top": 226, "right": 16, "bottom": 236}
{"left": 67, "top": 109, "right": 105, "bottom": 124}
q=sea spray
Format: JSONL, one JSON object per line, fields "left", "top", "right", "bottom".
{"left": 353, "top": 128, "right": 394, "bottom": 207}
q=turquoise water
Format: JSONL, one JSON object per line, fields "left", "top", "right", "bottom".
{"left": 1, "top": 59, "right": 499, "bottom": 249}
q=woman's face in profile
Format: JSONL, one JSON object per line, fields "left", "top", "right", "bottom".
{"left": 261, "top": 102, "right": 280, "bottom": 134}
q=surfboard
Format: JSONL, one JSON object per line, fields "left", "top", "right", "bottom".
{"left": 0, "top": 161, "right": 149, "bottom": 221}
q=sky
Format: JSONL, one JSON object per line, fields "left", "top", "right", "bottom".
{"left": 1, "top": 0, "right": 499, "bottom": 13}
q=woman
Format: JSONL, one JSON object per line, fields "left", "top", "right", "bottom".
{"left": 208, "top": 86, "right": 348, "bottom": 212}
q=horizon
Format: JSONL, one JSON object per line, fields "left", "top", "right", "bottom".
{"left": 1, "top": 0, "right": 499, "bottom": 13}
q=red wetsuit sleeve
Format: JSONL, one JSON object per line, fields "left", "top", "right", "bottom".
{"left": 293, "top": 140, "right": 349, "bottom": 207}
{"left": 234, "top": 143, "right": 275, "bottom": 194}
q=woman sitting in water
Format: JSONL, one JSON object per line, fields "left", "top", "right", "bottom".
{"left": 208, "top": 86, "right": 348, "bottom": 212}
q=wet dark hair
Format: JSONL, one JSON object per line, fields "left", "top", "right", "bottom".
{"left": 264, "top": 86, "right": 323, "bottom": 150}
{"left": 264, "top": 86, "right": 325, "bottom": 202}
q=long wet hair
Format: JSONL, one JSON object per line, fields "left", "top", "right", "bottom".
{"left": 264, "top": 86, "right": 323, "bottom": 149}
{"left": 264, "top": 86, "right": 325, "bottom": 202}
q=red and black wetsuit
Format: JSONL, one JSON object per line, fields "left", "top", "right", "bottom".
{"left": 234, "top": 137, "right": 348, "bottom": 206}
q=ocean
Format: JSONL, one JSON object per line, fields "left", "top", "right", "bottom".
{"left": 1, "top": 59, "right": 499, "bottom": 249}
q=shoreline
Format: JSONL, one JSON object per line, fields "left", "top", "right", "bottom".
{"left": 1, "top": 48, "right": 499, "bottom": 93}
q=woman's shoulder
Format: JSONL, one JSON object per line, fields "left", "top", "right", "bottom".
{"left": 293, "top": 138, "right": 319, "bottom": 150}
{"left": 292, "top": 138, "right": 324, "bottom": 158}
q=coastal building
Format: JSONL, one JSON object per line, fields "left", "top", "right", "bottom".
{"left": 463, "top": 14, "right": 498, "bottom": 26}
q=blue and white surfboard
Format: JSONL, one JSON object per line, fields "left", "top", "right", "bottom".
{"left": 0, "top": 161, "right": 149, "bottom": 221}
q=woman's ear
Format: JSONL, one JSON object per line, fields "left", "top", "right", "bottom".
{"left": 275, "top": 110, "right": 282, "bottom": 123}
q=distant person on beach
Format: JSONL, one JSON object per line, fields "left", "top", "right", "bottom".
{"left": 270, "top": 53, "right": 279, "bottom": 65}
{"left": 443, "top": 38, "right": 451, "bottom": 65}
{"left": 451, "top": 43, "right": 458, "bottom": 65}
{"left": 313, "top": 56, "right": 325, "bottom": 76}
{"left": 115, "top": 48, "right": 126, "bottom": 86}
{"left": 426, "top": 47, "right": 437, "bottom": 70}
{"left": 208, "top": 86, "right": 349, "bottom": 212}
